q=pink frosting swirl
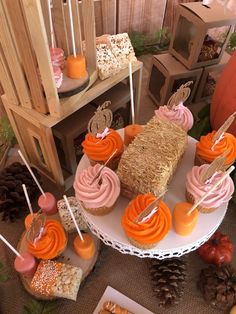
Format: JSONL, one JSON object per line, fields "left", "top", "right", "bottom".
{"left": 155, "top": 103, "right": 193, "bottom": 132}
{"left": 186, "top": 164, "right": 234, "bottom": 209}
{"left": 73, "top": 164, "right": 120, "bottom": 208}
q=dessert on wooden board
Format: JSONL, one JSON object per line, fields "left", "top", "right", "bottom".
{"left": 117, "top": 117, "right": 187, "bottom": 199}
{"left": 30, "top": 260, "right": 83, "bottom": 301}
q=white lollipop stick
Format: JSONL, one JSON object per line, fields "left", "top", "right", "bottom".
{"left": 48, "top": 0, "right": 55, "bottom": 49}
{"left": 129, "top": 62, "right": 135, "bottom": 125}
{"left": 68, "top": 0, "right": 76, "bottom": 57}
{"left": 18, "top": 150, "right": 46, "bottom": 198}
{"left": 22, "top": 184, "right": 33, "bottom": 216}
{"left": 187, "top": 165, "right": 235, "bottom": 216}
{"left": 0, "top": 234, "right": 24, "bottom": 260}
{"left": 63, "top": 195, "right": 84, "bottom": 242}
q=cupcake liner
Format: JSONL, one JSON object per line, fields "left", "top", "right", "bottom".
{"left": 185, "top": 190, "right": 217, "bottom": 214}
{"left": 83, "top": 202, "right": 115, "bottom": 216}
{"left": 128, "top": 237, "right": 157, "bottom": 250}
{"left": 89, "top": 153, "right": 122, "bottom": 171}
{"left": 194, "top": 153, "right": 233, "bottom": 171}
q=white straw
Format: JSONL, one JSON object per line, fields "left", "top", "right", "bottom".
{"left": 22, "top": 184, "right": 33, "bottom": 216}
{"left": 187, "top": 165, "right": 235, "bottom": 215}
{"left": 47, "top": 0, "right": 55, "bottom": 48}
{"left": 0, "top": 234, "right": 24, "bottom": 260}
{"left": 129, "top": 62, "right": 135, "bottom": 125}
{"left": 18, "top": 150, "right": 46, "bottom": 198}
{"left": 63, "top": 195, "right": 84, "bottom": 242}
{"left": 67, "top": 0, "right": 76, "bottom": 57}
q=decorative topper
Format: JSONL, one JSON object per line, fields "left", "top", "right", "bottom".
{"left": 167, "top": 81, "right": 193, "bottom": 109}
{"left": 212, "top": 112, "right": 236, "bottom": 143}
{"left": 200, "top": 152, "right": 228, "bottom": 184}
{"left": 134, "top": 191, "right": 166, "bottom": 224}
{"left": 90, "top": 149, "right": 117, "bottom": 185}
{"left": 88, "top": 101, "right": 113, "bottom": 136}
{"left": 26, "top": 211, "right": 46, "bottom": 244}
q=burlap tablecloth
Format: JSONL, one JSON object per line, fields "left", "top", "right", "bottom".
{"left": 0, "top": 177, "right": 235, "bottom": 313}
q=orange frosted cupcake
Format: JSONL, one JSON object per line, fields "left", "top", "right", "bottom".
{"left": 122, "top": 194, "right": 172, "bottom": 250}
{"left": 82, "top": 128, "right": 124, "bottom": 170}
{"left": 27, "top": 220, "right": 67, "bottom": 260}
{"left": 195, "top": 131, "right": 236, "bottom": 169}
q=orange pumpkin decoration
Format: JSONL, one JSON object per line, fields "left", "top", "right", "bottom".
{"left": 210, "top": 52, "right": 236, "bottom": 136}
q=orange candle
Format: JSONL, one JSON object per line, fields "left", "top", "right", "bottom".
{"left": 73, "top": 233, "right": 95, "bottom": 260}
{"left": 24, "top": 213, "right": 36, "bottom": 230}
{"left": 173, "top": 202, "right": 199, "bottom": 236}
{"left": 124, "top": 124, "right": 143, "bottom": 146}
{"left": 67, "top": 55, "right": 86, "bottom": 79}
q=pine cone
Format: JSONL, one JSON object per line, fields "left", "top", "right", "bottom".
{"left": 149, "top": 257, "right": 186, "bottom": 307}
{"left": 0, "top": 162, "right": 41, "bottom": 222}
{"left": 198, "top": 265, "right": 236, "bottom": 310}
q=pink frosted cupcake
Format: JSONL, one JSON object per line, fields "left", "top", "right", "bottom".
{"left": 74, "top": 164, "right": 120, "bottom": 215}
{"left": 186, "top": 164, "right": 234, "bottom": 213}
{"left": 155, "top": 102, "right": 194, "bottom": 132}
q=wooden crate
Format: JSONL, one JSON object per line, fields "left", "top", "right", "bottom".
{"left": 148, "top": 53, "right": 202, "bottom": 107}
{"left": 0, "top": 0, "right": 143, "bottom": 188}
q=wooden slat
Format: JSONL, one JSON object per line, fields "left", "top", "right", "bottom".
{"left": 81, "top": 0, "right": 97, "bottom": 70}
{"left": 163, "top": 0, "right": 191, "bottom": 31}
{"left": 0, "top": 0, "right": 32, "bottom": 109}
{"left": 118, "top": 0, "right": 167, "bottom": 35}
{"left": 101, "top": 0, "right": 116, "bottom": 35}
{"left": 21, "top": 0, "right": 61, "bottom": 118}
{"left": 40, "top": 0, "right": 51, "bottom": 45}
{"left": 52, "top": 0, "right": 70, "bottom": 55}
{"left": 0, "top": 83, "right": 6, "bottom": 117}
{"left": 0, "top": 45, "right": 19, "bottom": 106}
{"left": 71, "top": 0, "right": 83, "bottom": 55}
{"left": 5, "top": 0, "right": 48, "bottom": 114}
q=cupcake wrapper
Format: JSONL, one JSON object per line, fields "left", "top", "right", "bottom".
{"left": 89, "top": 153, "right": 122, "bottom": 171}
{"left": 128, "top": 237, "right": 157, "bottom": 250}
{"left": 83, "top": 203, "right": 115, "bottom": 216}
{"left": 185, "top": 190, "right": 217, "bottom": 214}
{"left": 194, "top": 153, "right": 233, "bottom": 171}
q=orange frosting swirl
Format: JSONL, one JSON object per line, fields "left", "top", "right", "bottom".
{"left": 122, "top": 194, "right": 172, "bottom": 245}
{"left": 196, "top": 131, "right": 236, "bottom": 165}
{"left": 27, "top": 220, "right": 67, "bottom": 259}
{"left": 82, "top": 129, "right": 124, "bottom": 161}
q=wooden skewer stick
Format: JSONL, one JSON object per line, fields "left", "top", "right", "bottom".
{"left": 47, "top": 0, "right": 55, "bottom": 48}
{"left": 0, "top": 234, "right": 24, "bottom": 260}
{"left": 129, "top": 62, "right": 135, "bottom": 125}
{"left": 18, "top": 150, "right": 46, "bottom": 198}
{"left": 63, "top": 195, "right": 84, "bottom": 242}
{"left": 187, "top": 165, "right": 235, "bottom": 216}
{"left": 90, "top": 149, "right": 118, "bottom": 185}
{"left": 22, "top": 184, "right": 33, "bottom": 216}
{"left": 67, "top": 0, "right": 76, "bottom": 57}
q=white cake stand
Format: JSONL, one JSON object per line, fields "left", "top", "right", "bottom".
{"left": 76, "top": 133, "right": 227, "bottom": 259}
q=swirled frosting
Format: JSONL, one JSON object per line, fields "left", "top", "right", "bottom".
{"left": 74, "top": 164, "right": 120, "bottom": 208}
{"left": 27, "top": 220, "right": 67, "bottom": 259}
{"left": 122, "top": 194, "right": 172, "bottom": 245}
{"left": 82, "top": 128, "right": 124, "bottom": 161}
{"left": 196, "top": 131, "right": 236, "bottom": 165}
{"left": 155, "top": 103, "right": 193, "bottom": 132}
{"left": 186, "top": 164, "right": 234, "bottom": 209}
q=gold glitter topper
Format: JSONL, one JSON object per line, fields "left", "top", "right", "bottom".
{"left": 134, "top": 191, "right": 166, "bottom": 224}
{"left": 88, "top": 101, "right": 113, "bottom": 136}
{"left": 167, "top": 81, "right": 193, "bottom": 109}
{"left": 212, "top": 112, "right": 236, "bottom": 143}
{"left": 200, "top": 152, "right": 228, "bottom": 184}
{"left": 26, "top": 211, "right": 46, "bottom": 244}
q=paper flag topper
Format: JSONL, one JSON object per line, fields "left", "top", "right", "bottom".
{"left": 26, "top": 211, "right": 46, "bottom": 244}
{"left": 88, "top": 101, "right": 113, "bottom": 136}
{"left": 212, "top": 112, "right": 236, "bottom": 143}
{"left": 167, "top": 81, "right": 193, "bottom": 109}
{"left": 200, "top": 152, "right": 228, "bottom": 183}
